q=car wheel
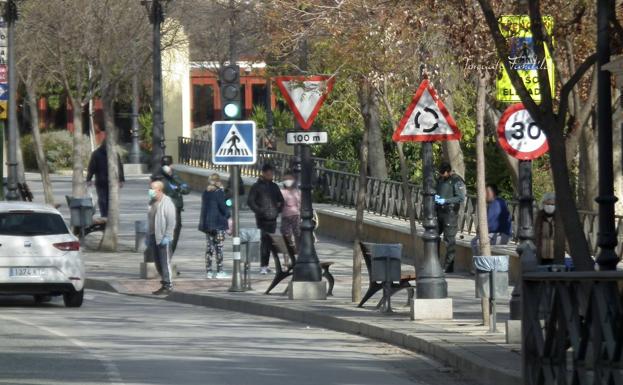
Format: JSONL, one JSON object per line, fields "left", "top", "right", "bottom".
{"left": 33, "top": 295, "right": 52, "bottom": 304}
{"left": 63, "top": 289, "right": 84, "bottom": 308}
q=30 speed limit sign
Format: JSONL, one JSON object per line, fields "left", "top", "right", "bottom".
{"left": 497, "top": 103, "right": 548, "bottom": 160}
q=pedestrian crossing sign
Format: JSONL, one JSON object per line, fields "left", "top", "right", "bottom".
{"left": 211, "top": 120, "right": 257, "bottom": 165}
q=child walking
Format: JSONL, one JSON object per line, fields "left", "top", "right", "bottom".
{"left": 199, "top": 174, "right": 230, "bottom": 279}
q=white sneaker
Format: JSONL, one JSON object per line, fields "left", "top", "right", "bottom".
{"left": 259, "top": 267, "right": 268, "bottom": 275}
{"left": 206, "top": 271, "right": 213, "bottom": 279}
{"left": 215, "top": 271, "right": 230, "bottom": 279}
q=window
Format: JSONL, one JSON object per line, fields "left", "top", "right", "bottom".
{"left": 0, "top": 212, "right": 69, "bottom": 236}
{"left": 192, "top": 84, "right": 215, "bottom": 127}
{"left": 252, "top": 84, "right": 268, "bottom": 110}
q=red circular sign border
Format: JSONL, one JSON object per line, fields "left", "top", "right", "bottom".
{"left": 497, "top": 103, "right": 549, "bottom": 160}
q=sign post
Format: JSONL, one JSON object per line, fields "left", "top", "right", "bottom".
{"left": 212, "top": 120, "right": 257, "bottom": 292}
{"left": 275, "top": 75, "right": 334, "bottom": 300}
{"left": 496, "top": 103, "right": 547, "bottom": 342}
{"left": 393, "top": 79, "right": 460, "bottom": 319}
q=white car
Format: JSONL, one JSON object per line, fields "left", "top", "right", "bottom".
{"left": 0, "top": 202, "right": 85, "bottom": 307}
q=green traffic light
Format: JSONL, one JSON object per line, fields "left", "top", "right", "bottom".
{"left": 224, "top": 103, "right": 240, "bottom": 118}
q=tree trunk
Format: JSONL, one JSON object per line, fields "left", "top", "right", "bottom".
{"left": 476, "top": 73, "right": 492, "bottom": 257}
{"left": 578, "top": 116, "right": 598, "bottom": 211}
{"left": 442, "top": 95, "right": 466, "bottom": 178}
{"left": 547, "top": 115, "right": 594, "bottom": 271}
{"left": 27, "top": 86, "right": 54, "bottom": 205}
{"left": 99, "top": 84, "right": 119, "bottom": 252}
{"left": 352, "top": 80, "right": 372, "bottom": 303}
{"left": 485, "top": 101, "right": 519, "bottom": 189}
{"left": 365, "top": 88, "right": 388, "bottom": 180}
{"left": 71, "top": 98, "right": 86, "bottom": 198}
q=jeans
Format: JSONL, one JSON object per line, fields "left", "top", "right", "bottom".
{"left": 150, "top": 235, "right": 173, "bottom": 289}
{"left": 96, "top": 184, "right": 109, "bottom": 218}
{"left": 471, "top": 232, "right": 511, "bottom": 255}
{"left": 258, "top": 220, "right": 277, "bottom": 268}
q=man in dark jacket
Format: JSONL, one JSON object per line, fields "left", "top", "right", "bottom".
{"left": 86, "top": 140, "right": 125, "bottom": 218}
{"left": 247, "top": 164, "right": 284, "bottom": 274}
{"left": 153, "top": 156, "right": 190, "bottom": 254}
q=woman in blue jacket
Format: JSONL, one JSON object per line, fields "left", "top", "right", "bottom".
{"left": 199, "top": 174, "right": 230, "bottom": 279}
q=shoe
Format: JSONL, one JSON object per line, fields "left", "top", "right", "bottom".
{"left": 444, "top": 262, "right": 454, "bottom": 274}
{"left": 206, "top": 271, "right": 213, "bottom": 279}
{"left": 215, "top": 271, "right": 230, "bottom": 279}
{"left": 260, "top": 266, "right": 268, "bottom": 275}
{"left": 152, "top": 287, "right": 171, "bottom": 295}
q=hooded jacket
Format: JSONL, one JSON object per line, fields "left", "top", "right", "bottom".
{"left": 199, "top": 184, "right": 230, "bottom": 232}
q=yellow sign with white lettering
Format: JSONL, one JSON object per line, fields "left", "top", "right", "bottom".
{"left": 0, "top": 100, "right": 7, "bottom": 120}
{"left": 496, "top": 15, "right": 555, "bottom": 103}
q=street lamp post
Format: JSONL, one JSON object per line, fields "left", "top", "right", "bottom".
{"left": 416, "top": 141, "right": 447, "bottom": 299}
{"left": 5, "top": 0, "right": 18, "bottom": 201}
{"left": 129, "top": 71, "right": 142, "bottom": 164}
{"left": 595, "top": 0, "right": 619, "bottom": 270}
{"left": 142, "top": 0, "right": 168, "bottom": 174}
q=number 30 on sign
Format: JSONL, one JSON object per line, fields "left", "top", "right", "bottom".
{"left": 497, "top": 103, "right": 548, "bottom": 160}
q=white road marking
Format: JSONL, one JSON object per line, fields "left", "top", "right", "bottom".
{"left": 0, "top": 314, "right": 127, "bottom": 385}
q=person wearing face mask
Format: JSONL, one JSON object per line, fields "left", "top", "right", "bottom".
{"left": 434, "top": 161, "right": 466, "bottom": 273}
{"left": 279, "top": 172, "right": 301, "bottom": 255}
{"left": 154, "top": 156, "right": 190, "bottom": 254}
{"left": 147, "top": 180, "right": 177, "bottom": 295}
{"left": 534, "top": 192, "right": 566, "bottom": 265}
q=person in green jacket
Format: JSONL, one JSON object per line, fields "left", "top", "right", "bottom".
{"left": 154, "top": 156, "right": 190, "bottom": 254}
{"left": 434, "top": 161, "right": 466, "bottom": 273}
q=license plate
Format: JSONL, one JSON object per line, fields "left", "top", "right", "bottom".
{"left": 9, "top": 267, "right": 45, "bottom": 278}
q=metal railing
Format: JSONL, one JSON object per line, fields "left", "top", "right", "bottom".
{"left": 522, "top": 271, "right": 623, "bottom": 385}
{"left": 179, "top": 136, "right": 623, "bottom": 256}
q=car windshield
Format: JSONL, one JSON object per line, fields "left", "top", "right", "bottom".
{"left": 0, "top": 212, "right": 69, "bottom": 236}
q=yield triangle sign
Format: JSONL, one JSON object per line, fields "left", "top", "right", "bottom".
{"left": 392, "top": 79, "right": 461, "bottom": 142}
{"left": 275, "top": 75, "right": 335, "bottom": 130}
{"left": 215, "top": 124, "right": 253, "bottom": 157}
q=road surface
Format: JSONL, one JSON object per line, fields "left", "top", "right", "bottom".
{"left": 0, "top": 291, "right": 475, "bottom": 385}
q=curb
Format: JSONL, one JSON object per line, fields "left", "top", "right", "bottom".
{"left": 85, "top": 278, "right": 521, "bottom": 385}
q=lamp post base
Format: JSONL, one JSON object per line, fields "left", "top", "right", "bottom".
{"left": 288, "top": 281, "right": 327, "bottom": 300}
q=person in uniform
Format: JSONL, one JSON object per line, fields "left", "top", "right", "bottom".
{"left": 152, "top": 156, "right": 190, "bottom": 254}
{"left": 434, "top": 161, "right": 466, "bottom": 273}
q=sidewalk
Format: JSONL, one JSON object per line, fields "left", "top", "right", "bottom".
{"left": 30, "top": 174, "right": 522, "bottom": 385}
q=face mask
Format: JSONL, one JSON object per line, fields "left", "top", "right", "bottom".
{"left": 162, "top": 165, "right": 172, "bottom": 175}
{"left": 543, "top": 205, "right": 555, "bottom": 215}
{"left": 148, "top": 189, "right": 157, "bottom": 200}
{"left": 283, "top": 180, "right": 295, "bottom": 188}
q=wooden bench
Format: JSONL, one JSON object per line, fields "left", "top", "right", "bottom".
{"left": 358, "top": 242, "right": 415, "bottom": 308}
{"left": 265, "top": 233, "right": 335, "bottom": 296}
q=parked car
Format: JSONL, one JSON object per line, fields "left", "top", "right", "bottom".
{"left": 0, "top": 202, "right": 85, "bottom": 307}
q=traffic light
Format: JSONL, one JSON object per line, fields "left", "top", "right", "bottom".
{"left": 219, "top": 64, "right": 241, "bottom": 120}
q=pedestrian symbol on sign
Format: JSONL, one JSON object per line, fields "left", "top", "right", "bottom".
{"left": 216, "top": 125, "right": 251, "bottom": 156}
{"left": 212, "top": 121, "right": 257, "bottom": 165}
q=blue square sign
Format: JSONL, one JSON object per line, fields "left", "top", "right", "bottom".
{"left": 0, "top": 83, "right": 8, "bottom": 101}
{"left": 212, "top": 120, "right": 257, "bottom": 165}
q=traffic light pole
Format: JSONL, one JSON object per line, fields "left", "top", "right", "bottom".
{"left": 5, "top": 0, "right": 18, "bottom": 201}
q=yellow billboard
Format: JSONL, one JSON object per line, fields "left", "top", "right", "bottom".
{"left": 496, "top": 15, "right": 555, "bottom": 103}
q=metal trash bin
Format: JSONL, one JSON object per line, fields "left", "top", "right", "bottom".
{"left": 473, "top": 255, "right": 509, "bottom": 332}
{"left": 240, "top": 228, "right": 261, "bottom": 291}
{"left": 68, "top": 197, "right": 94, "bottom": 240}
{"left": 135, "top": 220, "right": 147, "bottom": 252}
{"left": 369, "top": 243, "right": 402, "bottom": 312}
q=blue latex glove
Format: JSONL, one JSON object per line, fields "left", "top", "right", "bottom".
{"left": 435, "top": 195, "right": 446, "bottom": 205}
{"left": 160, "top": 236, "right": 171, "bottom": 247}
